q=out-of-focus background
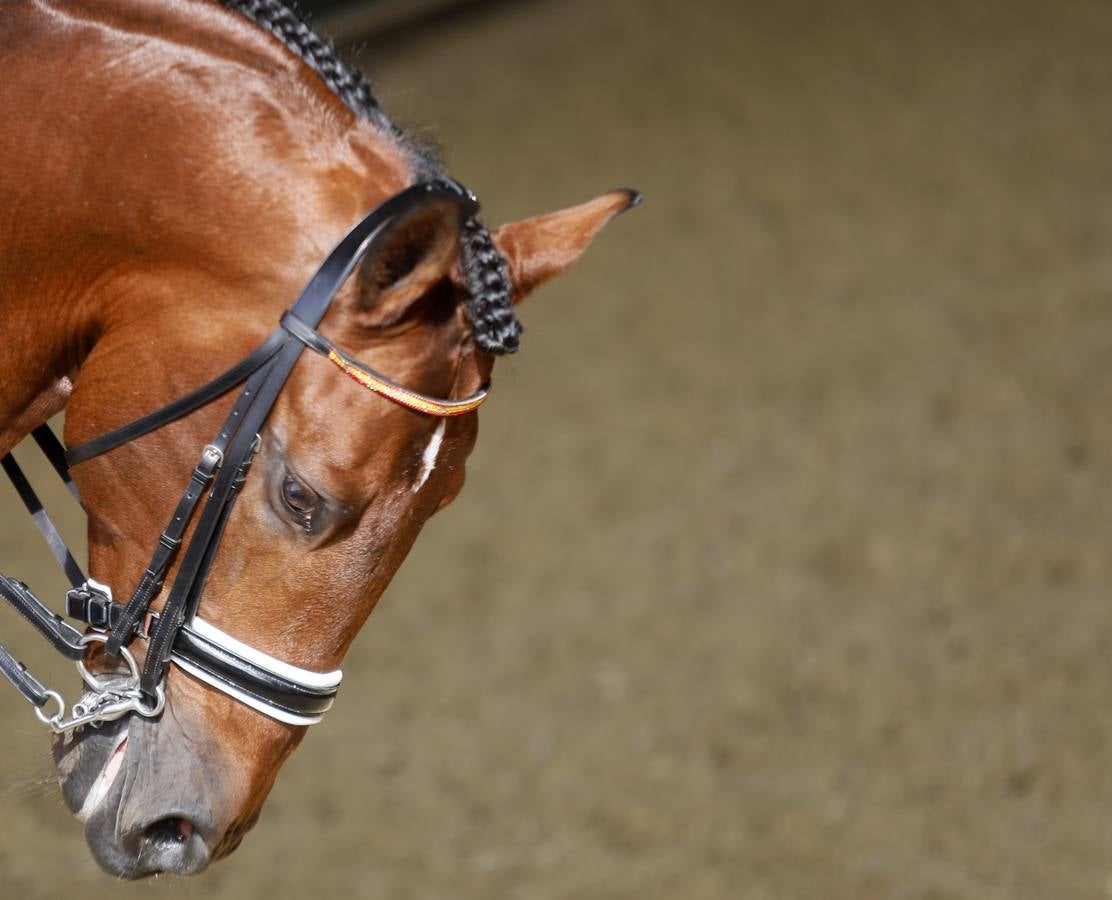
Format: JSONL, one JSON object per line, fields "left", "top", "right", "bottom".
{"left": 3, "top": 0, "right": 1112, "bottom": 897}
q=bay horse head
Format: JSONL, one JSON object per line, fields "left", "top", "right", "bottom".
{"left": 1, "top": 0, "right": 637, "bottom": 877}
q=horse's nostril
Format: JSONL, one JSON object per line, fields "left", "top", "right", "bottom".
{"left": 144, "top": 816, "right": 194, "bottom": 847}
{"left": 132, "top": 815, "right": 208, "bottom": 875}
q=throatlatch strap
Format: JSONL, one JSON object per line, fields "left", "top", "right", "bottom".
{"left": 64, "top": 330, "right": 287, "bottom": 467}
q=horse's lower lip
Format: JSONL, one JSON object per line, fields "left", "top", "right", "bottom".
{"left": 77, "top": 729, "right": 129, "bottom": 821}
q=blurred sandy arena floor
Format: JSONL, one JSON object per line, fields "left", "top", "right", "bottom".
{"left": 3, "top": 1, "right": 1112, "bottom": 897}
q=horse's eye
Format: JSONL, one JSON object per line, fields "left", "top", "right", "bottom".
{"left": 280, "top": 474, "right": 317, "bottom": 530}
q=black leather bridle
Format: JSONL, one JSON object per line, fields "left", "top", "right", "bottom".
{"left": 0, "top": 178, "right": 490, "bottom": 730}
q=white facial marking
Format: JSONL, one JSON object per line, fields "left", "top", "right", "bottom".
{"left": 413, "top": 420, "right": 446, "bottom": 493}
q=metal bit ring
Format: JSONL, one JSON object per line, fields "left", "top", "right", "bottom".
{"left": 77, "top": 632, "right": 141, "bottom": 693}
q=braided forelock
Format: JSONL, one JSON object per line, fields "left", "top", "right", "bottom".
{"left": 218, "top": 0, "right": 522, "bottom": 354}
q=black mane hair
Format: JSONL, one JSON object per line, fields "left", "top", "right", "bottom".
{"left": 218, "top": 0, "right": 522, "bottom": 354}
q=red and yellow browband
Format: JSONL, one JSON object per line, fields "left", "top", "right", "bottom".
{"left": 278, "top": 310, "right": 488, "bottom": 417}
{"left": 325, "top": 348, "right": 488, "bottom": 417}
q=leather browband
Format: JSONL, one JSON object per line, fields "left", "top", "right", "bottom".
{"left": 280, "top": 312, "right": 489, "bottom": 417}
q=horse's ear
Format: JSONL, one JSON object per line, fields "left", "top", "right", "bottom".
{"left": 490, "top": 189, "right": 642, "bottom": 304}
{"left": 354, "top": 200, "right": 464, "bottom": 327}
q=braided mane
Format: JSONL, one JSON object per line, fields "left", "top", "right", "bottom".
{"left": 218, "top": 0, "right": 522, "bottom": 354}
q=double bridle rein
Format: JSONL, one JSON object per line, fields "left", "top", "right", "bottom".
{"left": 0, "top": 179, "right": 489, "bottom": 731}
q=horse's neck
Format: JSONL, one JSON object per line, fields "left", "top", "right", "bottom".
{"left": 0, "top": 0, "right": 410, "bottom": 456}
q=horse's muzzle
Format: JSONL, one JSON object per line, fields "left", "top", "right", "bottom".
{"left": 52, "top": 712, "right": 216, "bottom": 877}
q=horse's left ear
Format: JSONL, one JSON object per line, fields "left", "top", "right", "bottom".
{"left": 489, "top": 189, "right": 642, "bottom": 304}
